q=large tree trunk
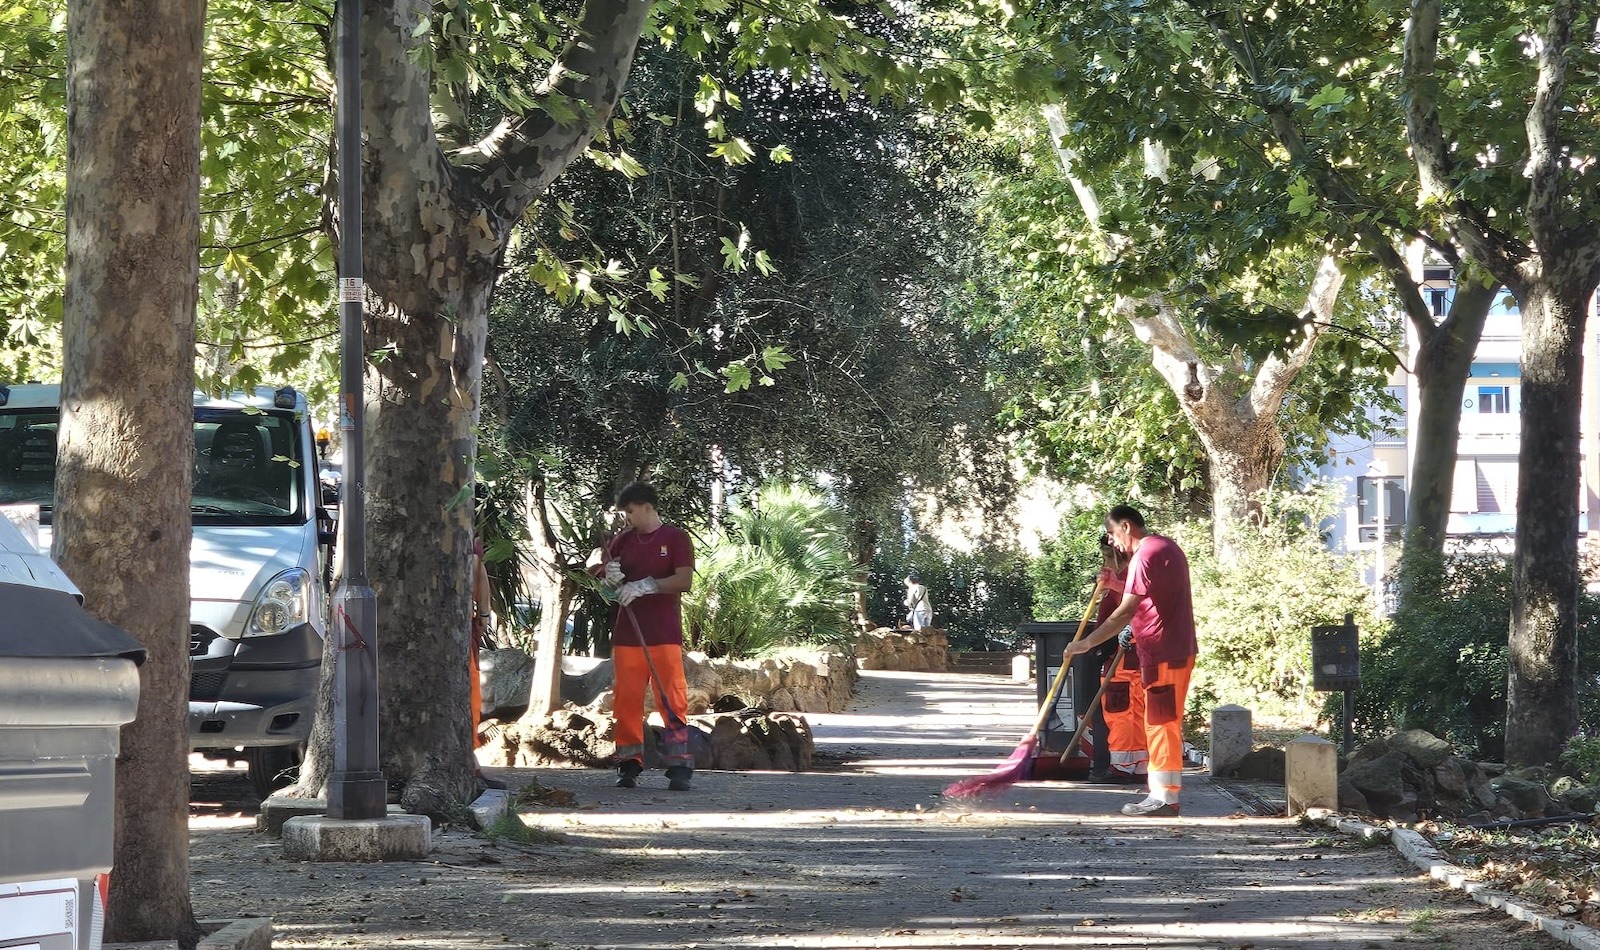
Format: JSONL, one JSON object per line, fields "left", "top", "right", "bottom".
{"left": 59, "top": 0, "right": 201, "bottom": 939}
{"left": 291, "top": 0, "right": 653, "bottom": 809}
{"left": 849, "top": 513, "right": 878, "bottom": 629}
{"left": 1405, "top": 281, "right": 1496, "bottom": 555}
{"left": 1198, "top": 422, "right": 1281, "bottom": 555}
{"left": 367, "top": 290, "right": 491, "bottom": 814}
{"left": 1504, "top": 279, "right": 1588, "bottom": 767}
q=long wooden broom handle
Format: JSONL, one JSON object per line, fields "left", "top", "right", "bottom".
{"left": 1060, "top": 640, "right": 1129, "bottom": 764}
{"left": 1025, "top": 578, "right": 1106, "bottom": 738}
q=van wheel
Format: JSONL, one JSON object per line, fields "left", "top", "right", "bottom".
{"left": 246, "top": 745, "right": 302, "bottom": 801}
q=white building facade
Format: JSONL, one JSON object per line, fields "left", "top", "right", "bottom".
{"left": 1321, "top": 270, "right": 1600, "bottom": 562}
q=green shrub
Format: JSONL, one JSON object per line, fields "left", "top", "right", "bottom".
{"left": 1181, "top": 487, "right": 1383, "bottom": 726}
{"left": 868, "top": 539, "right": 1034, "bottom": 649}
{"left": 1561, "top": 736, "right": 1600, "bottom": 785}
{"left": 1352, "top": 550, "right": 1600, "bottom": 761}
{"left": 682, "top": 484, "right": 858, "bottom": 658}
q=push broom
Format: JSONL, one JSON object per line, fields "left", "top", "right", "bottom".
{"left": 943, "top": 579, "right": 1105, "bottom": 799}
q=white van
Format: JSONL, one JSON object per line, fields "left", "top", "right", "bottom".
{"left": 0, "top": 384, "right": 331, "bottom": 797}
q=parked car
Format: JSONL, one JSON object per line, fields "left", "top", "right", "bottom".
{"left": 0, "top": 384, "right": 334, "bottom": 798}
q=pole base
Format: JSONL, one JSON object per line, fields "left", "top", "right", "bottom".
{"left": 326, "top": 770, "right": 387, "bottom": 820}
{"left": 281, "top": 814, "right": 430, "bottom": 862}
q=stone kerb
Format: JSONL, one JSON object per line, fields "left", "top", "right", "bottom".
{"left": 855, "top": 627, "right": 950, "bottom": 672}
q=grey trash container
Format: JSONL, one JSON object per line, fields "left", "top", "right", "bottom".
{"left": 0, "top": 579, "right": 144, "bottom": 950}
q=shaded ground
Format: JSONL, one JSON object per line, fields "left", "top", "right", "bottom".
{"left": 189, "top": 671, "right": 1562, "bottom": 949}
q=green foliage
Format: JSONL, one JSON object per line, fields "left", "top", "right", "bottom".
{"left": 868, "top": 537, "right": 1035, "bottom": 650}
{"left": 1353, "top": 551, "right": 1600, "bottom": 761}
{"left": 681, "top": 484, "right": 858, "bottom": 658}
{"left": 1180, "top": 487, "right": 1382, "bottom": 725}
{"left": 1027, "top": 509, "right": 1114, "bottom": 622}
{"left": 1561, "top": 736, "right": 1600, "bottom": 787}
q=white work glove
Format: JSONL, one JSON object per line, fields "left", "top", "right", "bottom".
{"left": 616, "top": 576, "right": 659, "bottom": 606}
{"left": 602, "top": 559, "right": 625, "bottom": 589}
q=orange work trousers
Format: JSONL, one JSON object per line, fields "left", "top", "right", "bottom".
{"left": 1143, "top": 655, "right": 1195, "bottom": 780}
{"left": 1102, "top": 649, "right": 1148, "bottom": 776}
{"left": 613, "top": 644, "right": 693, "bottom": 768}
{"left": 470, "top": 620, "right": 485, "bottom": 749}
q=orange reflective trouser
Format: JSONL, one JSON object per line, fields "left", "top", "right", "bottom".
{"left": 613, "top": 644, "right": 693, "bottom": 769}
{"left": 470, "top": 623, "right": 484, "bottom": 749}
{"left": 1102, "top": 650, "right": 1148, "bottom": 776}
{"left": 1143, "top": 655, "right": 1195, "bottom": 804}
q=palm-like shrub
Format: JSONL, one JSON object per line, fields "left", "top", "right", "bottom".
{"left": 683, "top": 485, "right": 859, "bottom": 657}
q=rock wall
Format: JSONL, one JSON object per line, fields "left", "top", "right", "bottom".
{"left": 681, "top": 649, "right": 857, "bottom": 714}
{"left": 479, "top": 706, "right": 814, "bottom": 772}
{"left": 1337, "top": 729, "right": 1600, "bottom": 823}
{"left": 478, "top": 650, "right": 616, "bottom": 718}
{"left": 854, "top": 627, "right": 949, "bottom": 672}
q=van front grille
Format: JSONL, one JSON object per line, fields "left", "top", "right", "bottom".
{"left": 190, "top": 669, "right": 227, "bottom": 702}
{"left": 190, "top": 625, "right": 220, "bottom": 657}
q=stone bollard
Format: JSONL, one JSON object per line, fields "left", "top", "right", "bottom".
{"left": 1285, "top": 734, "right": 1339, "bottom": 815}
{"left": 1209, "top": 704, "right": 1252, "bottom": 776}
{"left": 1012, "top": 654, "right": 1032, "bottom": 684}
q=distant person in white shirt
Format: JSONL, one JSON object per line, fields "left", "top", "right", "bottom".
{"left": 904, "top": 572, "right": 933, "bottom": 630}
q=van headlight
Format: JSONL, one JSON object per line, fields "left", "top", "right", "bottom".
{"left": 247, "top": 568, "right": 310, "bottom": 636}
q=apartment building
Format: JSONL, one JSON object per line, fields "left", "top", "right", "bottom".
{"left": 1322, "top": 269, "right": 1600, "bottom": 558}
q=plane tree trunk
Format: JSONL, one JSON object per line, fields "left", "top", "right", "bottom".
{"left": 293, "top": 0, "right": 654, "bottom": 811}
{"left": 58, "top": 0, "right": 202, "bottom": 938}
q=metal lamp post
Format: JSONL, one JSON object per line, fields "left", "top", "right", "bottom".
{"left": 1367, "top": 460, "right": 1388, "bottom": 617}
{"left": 326, "top": 0, "right": 385, "bottom": 821}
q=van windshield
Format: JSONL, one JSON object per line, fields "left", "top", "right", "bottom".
{"left": 0, "top": 408, "right": 307, "bottom": 525}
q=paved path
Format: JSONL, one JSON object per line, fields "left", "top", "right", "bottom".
{"left": 192, "top": 670, "right": 1561, "bottom": 949}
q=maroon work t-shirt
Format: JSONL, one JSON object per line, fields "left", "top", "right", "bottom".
{"left": 608, "top": 524, "right": 694, "bottom": 647}
{"left": 1124, "top": 534, "right": 1198, "bottom": 667}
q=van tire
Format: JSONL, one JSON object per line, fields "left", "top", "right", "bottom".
{"left": 246, "top": 745, "right": 302, "bottom": 801}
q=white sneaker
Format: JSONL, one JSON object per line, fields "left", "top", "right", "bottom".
{"left": 1121, "top": 798, "right": 1180, "bottom": 817}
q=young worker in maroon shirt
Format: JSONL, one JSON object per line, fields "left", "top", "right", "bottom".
{"left": 599, "top": 482, "right": 697, "bottom": 791}
{"left": 1064, "top": 504, "right": 1198, "bottom": 816}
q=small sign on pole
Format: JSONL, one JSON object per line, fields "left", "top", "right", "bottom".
{"left": 1310, "top": 613, "right": 1360, "bottom": 754}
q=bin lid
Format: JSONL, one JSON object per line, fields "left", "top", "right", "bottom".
{"left": 0, "top": 581, "right": 145, "bottom": 664}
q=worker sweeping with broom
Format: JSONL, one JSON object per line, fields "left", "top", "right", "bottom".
{"left": 1064, "top": 505, "right": 1197, "bottom": 817}
{"left": 598, "top": 482, "right": 697, "bottom": 792}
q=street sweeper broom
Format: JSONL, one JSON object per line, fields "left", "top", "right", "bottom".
{"left": 943, "top": 579, "right": 1106, "bottom": 799}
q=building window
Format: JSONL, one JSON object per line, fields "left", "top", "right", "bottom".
{"left": 1478, "top": 386, "right": 1510, "bottom": 414}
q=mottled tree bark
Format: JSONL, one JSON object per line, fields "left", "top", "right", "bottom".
{"left": 293, "top": 0, "right": 655, "bottom": 809}
{"left": 1405, "top": 0, "right": 1600, "bottom": 766}
{"left": 1043, "top": 106, "right": 1343, "bottom": 563}
{"left": 1504, "top": 281, "right": 1588, "bottom": 766}
{"left": 1405, "top": 281, "right": 1496, "bottom": 557}
{"left": 58, "top": 0, "right": 202, "bottom": 939}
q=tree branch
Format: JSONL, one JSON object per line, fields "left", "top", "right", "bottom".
{"left": 1041, "top": 104, "right": 1105, "bottom": 237}
{"left": 1524, "top": 0, "right": 1580, "bottom": 251}
{"left": 1402, "top": 0, "right": 1523, "bottom": 277}
{"left": 460, "top": 0, "right": 655, "bottom": 223}
{"left": 1249, "top": 254, "right": 1342, "bottom": 419}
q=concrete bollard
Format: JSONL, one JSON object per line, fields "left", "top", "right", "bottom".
{"left": 1209, "top": 704, "right": 1252, "bottom": 776}
{"left": 1285, "top": 734, "right": 1339, "bottom": 815}
{"left": 1012, "top": 654, "right": 1032, "bottom": 684}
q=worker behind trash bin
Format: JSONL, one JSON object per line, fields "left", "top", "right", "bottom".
{"left": 1086, "top": 537, "right": 1148, "bottom": 783}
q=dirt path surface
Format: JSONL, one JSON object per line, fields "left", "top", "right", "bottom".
{"left": 191, "top": 671, "right": 1563, "bottom": 949}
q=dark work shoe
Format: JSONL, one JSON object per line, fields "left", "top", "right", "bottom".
{"left": 665, "top": 766, "right": 693, "bottom": 792}
{"left": 1120, "top": 798, "right": 1180, "bottom": 817}
{"left": 616, "top": 761, "right": 643, "bottom": 789}
{"left": 1085, "top": 770, "right": 1114, "bottom": 784}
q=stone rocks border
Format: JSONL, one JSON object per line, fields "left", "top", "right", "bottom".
{"left": 105, "top": 918, "right": 272, "bottom": 950}
{"left": 1309, "top": 810, "right": 1600, "bottom": 950}
{"left": 854, "top": 628, "right": 948, "bottom": 672}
